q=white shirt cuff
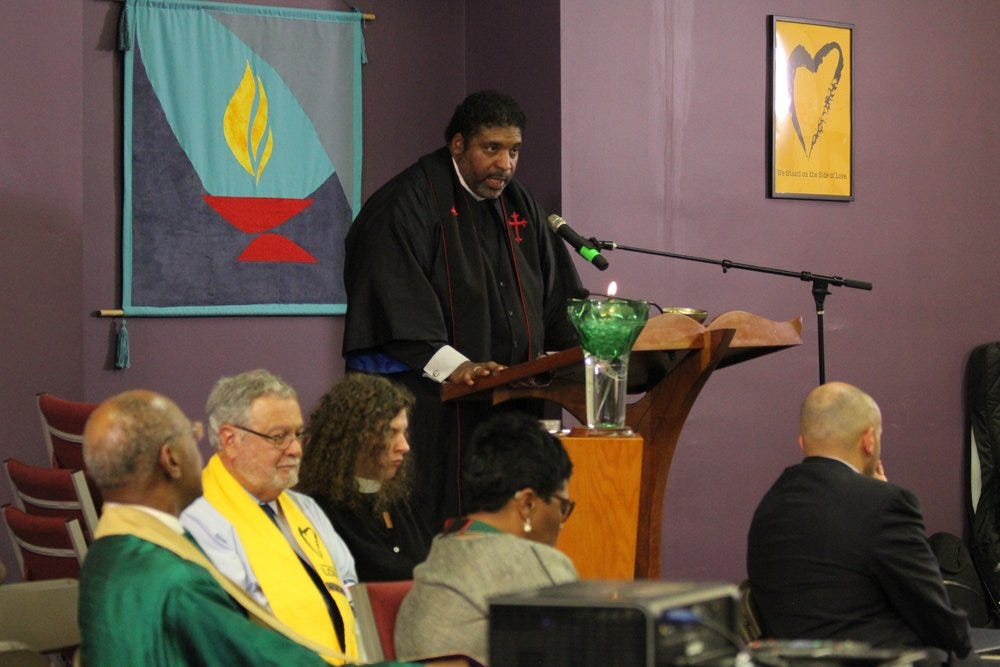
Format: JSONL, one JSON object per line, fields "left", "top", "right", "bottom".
{"left": 424, "top": 346, "right": 469, "bottom": 383}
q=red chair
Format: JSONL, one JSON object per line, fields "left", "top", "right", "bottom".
{"left": 352, "top": 580, "right": 413, "bottom": 660}
{"left": 1, "top": 505, "right": 88, "bottom": 581}
{"left": 36, "top": 392, "right": 98, "bottom": 471}
{"left": 4, "top": 458, "right": 100, "bottom": 541}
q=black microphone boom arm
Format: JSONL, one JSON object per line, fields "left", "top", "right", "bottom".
{"left": 591, "top": 238, "right": 872, "bottom": 384}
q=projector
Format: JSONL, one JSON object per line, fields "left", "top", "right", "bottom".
{"left": 489, "top": 579, "right": 740, "bottom": 667}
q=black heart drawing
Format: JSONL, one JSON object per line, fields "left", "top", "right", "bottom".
{"left": 786, "top": 42, "right": 844, "bottom": 157}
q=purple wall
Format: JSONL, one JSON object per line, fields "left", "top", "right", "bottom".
{"left": 2, "top": 0, "right": 85, "bottom": 470}
{"left": 561, "top": 0, "right": 1000, "bottom": 581}
{"left": 465, "top": 1, "right": 562, "bottom": 214}
{"left": 2, "top": 0, "right": 997, "bottom": 585}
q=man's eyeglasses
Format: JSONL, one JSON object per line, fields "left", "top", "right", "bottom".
{"left": 552, "top": 493, "right": 576, "bottom": 521}
{"left": 231, "top": 424, "right": 304, "bottom": 450}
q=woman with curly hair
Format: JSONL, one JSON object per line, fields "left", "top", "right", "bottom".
{"left": 298, "top": 374, "right": 432, "bottom": 582}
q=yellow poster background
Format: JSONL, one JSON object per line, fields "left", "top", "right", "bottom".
{"left": 772, "top": 18, "right": 852, "bottom": 199}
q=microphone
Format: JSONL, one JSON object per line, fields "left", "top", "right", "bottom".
{"left": 547, "top": 214, "right": 609, "bottom": 271}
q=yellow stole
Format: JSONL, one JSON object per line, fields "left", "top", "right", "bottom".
{"left": 94, "top": 504, "right": 352, "bottom": 665}
{"left": 201, "top": 455, "right": 359, "bottom": 663}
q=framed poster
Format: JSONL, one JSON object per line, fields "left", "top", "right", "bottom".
{"left": 769, "top": 16, "right": 854, "bottom": 201}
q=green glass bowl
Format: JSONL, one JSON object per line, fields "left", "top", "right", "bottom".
{"left": 567, "top": 297, "right": 650, "bottom": 359}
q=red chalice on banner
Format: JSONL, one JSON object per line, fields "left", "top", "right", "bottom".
{"left": 206, "top": 62, "right": 318, "bottom": 263}
{"left": 203, "top": 195, "right": 317, "bottom": 262}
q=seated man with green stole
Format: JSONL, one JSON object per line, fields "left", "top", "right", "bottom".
{"left": 181, "top": 369, "right": 362, "bottom": 664}
{"left": 79, "top": 389, "right": 398, "bottom": 666}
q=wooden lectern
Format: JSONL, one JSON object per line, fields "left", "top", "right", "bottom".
{"left": 441, "top": 310, "right": 801, "bottom": 579}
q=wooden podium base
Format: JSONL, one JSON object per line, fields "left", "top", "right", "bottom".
{"left": 556, "top": 432, "right": 643, "bottom": 580}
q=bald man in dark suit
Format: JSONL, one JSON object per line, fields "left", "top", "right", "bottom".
{"left": 747, "top": 382, "right": 972, "bottom": 657}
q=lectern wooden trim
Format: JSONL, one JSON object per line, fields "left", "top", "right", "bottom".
{"left": 442, "top": 311, "right": 801, "bottom": 579}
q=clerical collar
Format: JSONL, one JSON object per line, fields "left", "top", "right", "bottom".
{"left": 104, "top": 501, "right": 184, "bottom": 534}
{"left": 356, "top": 477, "right": 381, "bottom": 494}
{"left": 452, "top": 156, "right": 486, "bottom": 201}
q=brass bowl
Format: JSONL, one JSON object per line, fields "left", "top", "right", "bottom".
{"left": 661, "top": 307, "right": 708, "bottom": 323}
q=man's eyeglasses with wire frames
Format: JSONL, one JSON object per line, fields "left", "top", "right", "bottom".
{"left": 230, "top": 424, "right": 305, "bottom": 450}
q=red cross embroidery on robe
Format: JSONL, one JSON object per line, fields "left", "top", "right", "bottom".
{"left": 507, "top": 211, "right": 527, "bottom": 243}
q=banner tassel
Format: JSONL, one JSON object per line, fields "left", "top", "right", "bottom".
{"left": 117, "top": 0, "right": 133, "bottom": 51}
{"left": 351, "top": 5, "right": 369, "bottom": 64}
{"left": 115, "top": 318, "right": 131, "bottom": 369}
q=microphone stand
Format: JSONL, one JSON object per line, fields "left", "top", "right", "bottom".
{"left": 590, "top": 238, "right": 872, "bottom": 384}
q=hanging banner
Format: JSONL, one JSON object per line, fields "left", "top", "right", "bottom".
{"left": 120, "top": 0, "right": 365, "bottom": 315}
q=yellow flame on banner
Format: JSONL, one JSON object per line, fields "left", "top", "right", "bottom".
{"left": 223, "top": 62, "right": 274, "bottom": 184}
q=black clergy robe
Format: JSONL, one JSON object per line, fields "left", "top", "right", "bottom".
{"left": 343, "top": 147, "right": 585, "bottom": 528}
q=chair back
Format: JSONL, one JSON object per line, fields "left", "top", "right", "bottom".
{"left": 929, "top": 531, "right": 993, "bottom": 627}
{"left": 352, "top": 580, "right": 413, "bottom": 661}
{"left": 36, "top": 393, "right": 98, "bottom": 471}
{"left": 0, "top": 578, "right": 80, "bottom": 653}
{"left": 4, "top": 458, "right": 100, "bottom": 541}
{"left": 1, "top": 505, "right": 88, "bottom": 581}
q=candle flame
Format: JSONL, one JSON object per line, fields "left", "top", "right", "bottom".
{"left": 224, "top": 62, "right": 274, "bottom": 185}
{"left": 607, "top": 281, "right": 618, "bottom": 297}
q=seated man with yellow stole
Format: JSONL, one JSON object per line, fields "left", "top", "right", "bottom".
{"left": 181, "top": 370, "right": 361, "bottom": 663}
{"left": 79, "top": 389, "right": 387, "bottom": 666}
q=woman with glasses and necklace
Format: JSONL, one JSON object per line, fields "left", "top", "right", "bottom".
{"left": 297, "top": 374, "right": 432, "bottom": 583}
{"left": 393, "top": 411, "right": 578, "bottom": 665}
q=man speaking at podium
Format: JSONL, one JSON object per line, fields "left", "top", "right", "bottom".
{"left": 343, "top": 90, "right": 585, "bottom": 530}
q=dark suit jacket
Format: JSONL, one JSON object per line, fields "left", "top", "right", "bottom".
{"left": 747, "top": 456, "right": 972, "bottom": 656}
